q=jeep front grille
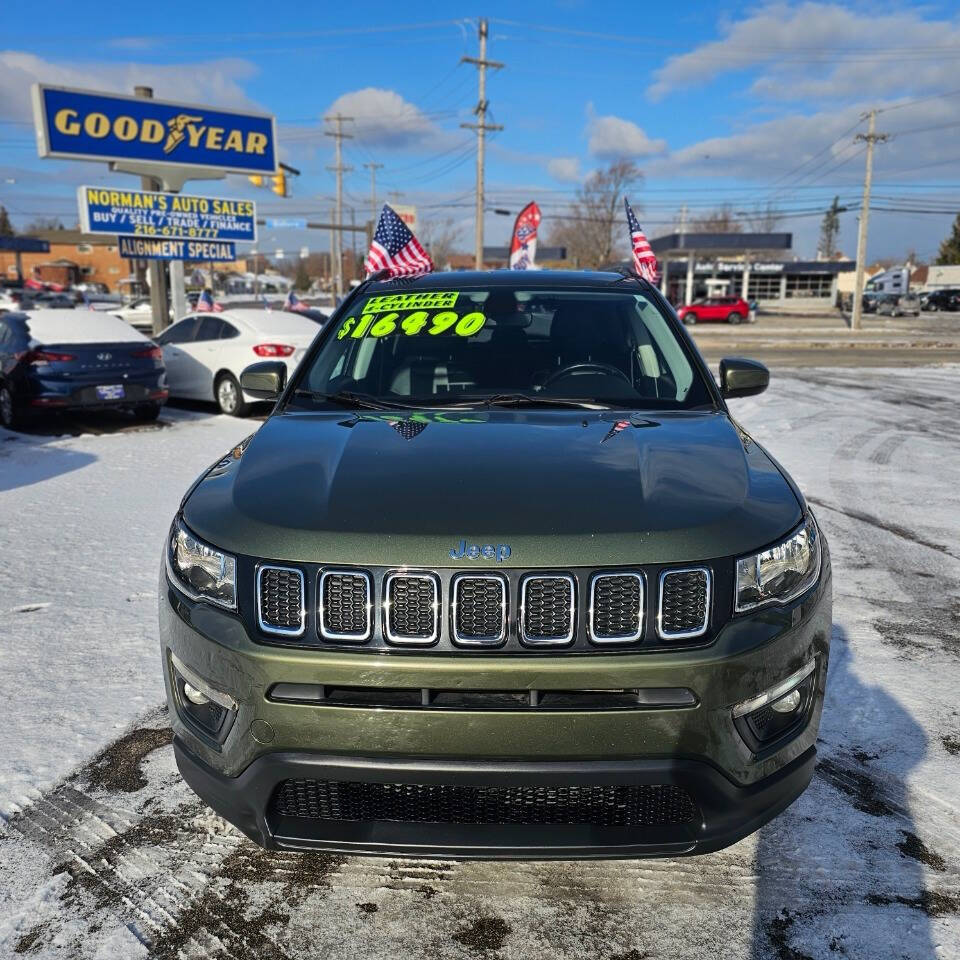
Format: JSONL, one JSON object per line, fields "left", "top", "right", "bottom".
{"left": 270, "top": 778, "right": 697, "bottom": 828}
{"left": 520, "top": 575, "right": 575, "bottom": 645}
{"left": 319, "top": 570, "right": 371, "bottom": 642}
{"left": 658, "top": 568, "right": 710, "bottom": 639}
{"left": 385, "top": 573, "right": 439, "bottom": 645}
{"left": 257, "top": 566, "right": 304, "bottom": 636}
{"left": 452, "top": 575, "right": 506, "bottom": 646}
{"left": 590, "top": 573, "right": 644, "bottom": 643}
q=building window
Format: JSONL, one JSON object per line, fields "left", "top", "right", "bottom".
{"left": 108, "top": 267, "right": 120, "bottom": 274}
{"left": 785, "top": 274, "right": 832, "bottom": 298}
{"left": 76, "top": 243, "right": 93, "bottom": 254}
{"left": 106, "top": 246, "right": 116, "bottom": 253}
{"left": 82, "top": 266, "right": 94, "bottom": 276}
{"left": 748, "top": 275, "right": 782, "bottom": 301}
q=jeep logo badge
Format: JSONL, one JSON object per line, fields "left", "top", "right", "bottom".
{"left": 450, "top": 540, "right": 511, "bottom": 563}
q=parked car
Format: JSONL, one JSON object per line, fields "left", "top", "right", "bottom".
{"left": 154, "top": 308, "right": 319, "bottom": 416}
{"left": 676, "top": 296, "right": 751, "bottom": 325}
{"left": 876, "top": 293, "right": 921, "bottom": 317}
{"left": 111, "top": 297, "right": 155, "bottom": 332}
{"left": 921, "top": 289, "right": 960, "bottom": 312}
{"left": 0, "top": 309, "right": 167, "bottom": 429}
{"left": 160, "top": 270, "right": 831, "bottom": 858}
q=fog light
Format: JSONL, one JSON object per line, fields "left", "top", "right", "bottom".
{"left": 771, "top": 688, "right": 802, "bottom": 714}
{"left": 182, "top": 682, "right": 210, "bottom": 706}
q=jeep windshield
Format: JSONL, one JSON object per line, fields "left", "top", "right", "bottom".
{"left": 285, "top": 283, "right": 715, "bottom": 411}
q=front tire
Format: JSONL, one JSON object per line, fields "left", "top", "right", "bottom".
{"left": 682, "top": 313, "right": 697, "bottom": 326}
{"left": 727, "top": 312, "right": 743, "bottom": 325}
{"left": 0, "top": 385, "right": 18, "bottom": 430}
{"left": 215, "top": 373, "right": 249, "bottom": 417}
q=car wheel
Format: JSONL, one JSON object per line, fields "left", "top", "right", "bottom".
{"left": 727, "top": 312, "right": 743, "bottom": 325}
{"left": 133, "top": 402, "right": 162, "bottom": 422}
{"left": 215, "top": 373, "right": 249, "bottom": 417}
{"left": 682, "top": 313, "right": 697, "bottom": 326}
{"left": 0, "top": 385, "right": 17, "bottom": 429}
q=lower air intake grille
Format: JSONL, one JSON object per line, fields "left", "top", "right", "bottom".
{"left": 591, "top": 573, "right": 643, "bottom": 642}
{"left": 320, "top": 571, "right": 371, "bottom": 641}
{"left": 257, "top": 566, "right": 304, "bottom": 635}
{"left": 270, "top": 779, "right": 697, "bottom": 828}
{"left": 386, "top": 574, "right": 438, "bottom": 644}
{"left": 453, "top": 576, "right": 505, "bottom": 645}
{"left": 521, "top": 575, "right": 574, "bottom": 644}
{"left": 659, "top": 568, "right": 710, "bottom": 639}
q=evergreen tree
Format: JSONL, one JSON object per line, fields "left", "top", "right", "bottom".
{"left": 935, "top": 213, "right": 960, "bottom": 265}
{"left": 818, "top": 196, "right": 841, "bottom": 259}
{"left": 294, "top": 258, "right": 311, "bottom": 291}
{"left": 0, "top": 205, "right": 13, "bottom": 237}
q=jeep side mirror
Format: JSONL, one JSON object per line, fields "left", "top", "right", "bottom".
{"left": 720, "top": 357, "right": 769, "bottom": 399}
{"left": 240, "top": 361, "right": 287, "bottom": 400}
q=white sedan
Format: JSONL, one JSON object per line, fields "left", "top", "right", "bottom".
{"left": 154, "top": 309, "right": 319, "bottom": 416}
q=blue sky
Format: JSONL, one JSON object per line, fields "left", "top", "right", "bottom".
{"left": 3, "top": 0, "right": 960, "bottom": 262}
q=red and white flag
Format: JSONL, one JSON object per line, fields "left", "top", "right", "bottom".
{"left": 509, "top": 201, "right": 541, "bottom": 270}
{"left": 624, "top": 197, "right": 658, "bottom": 283}
{"left": 197, "top": 289, "right": 223, "bottom": 312}
{"left": 364, "top": 204, "right": 433, "bottom": 278}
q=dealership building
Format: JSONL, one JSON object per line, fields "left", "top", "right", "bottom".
{"left": 648, "top": 232, "right": 856, "bottom": 309}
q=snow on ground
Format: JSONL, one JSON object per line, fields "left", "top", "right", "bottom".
{"left": 0, "top": 408, "right": 253, "bottom": 813}
{"left": 0, "top": 369, "right": 958, "bottom": 960}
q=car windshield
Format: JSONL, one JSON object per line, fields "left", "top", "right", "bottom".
{"left": 285, "top": 284, "right": 715, "bottom": 410}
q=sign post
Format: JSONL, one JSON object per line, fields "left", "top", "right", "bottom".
{"left": 32, "top": 83, "right": 278, "bottom": 331}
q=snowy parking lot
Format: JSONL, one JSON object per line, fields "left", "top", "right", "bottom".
{"left": 0, "top": 368, "right": 958, "bottom": 960}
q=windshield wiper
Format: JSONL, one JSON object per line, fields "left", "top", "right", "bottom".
{"left": 293, "top": 389, "right": 411, "bottom": 411}
{"left": 479, "top": 393, "right": 611, "bottom": 410}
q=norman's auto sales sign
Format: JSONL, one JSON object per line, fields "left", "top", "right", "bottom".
{"left": 32, "top": 84, "right": 278, "bottom": 174}
{"left": 77, "top": 186, "right": 257, "bottom": 243}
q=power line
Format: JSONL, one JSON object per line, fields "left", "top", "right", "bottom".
{"left": 324, "top": 113, "right": 353, "bottom": 299}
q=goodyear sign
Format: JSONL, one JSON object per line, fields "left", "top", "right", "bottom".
{"left": 78, "top": 186, "right": 257, "bottom": 242}
{"left": 118, "top": 236, "right": 236, "bottom": 262}
{"left": 32, "top": 84, "right": 277, "bottom": 174}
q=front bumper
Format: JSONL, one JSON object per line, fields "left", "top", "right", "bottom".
{"left": 160, "top": 557, "right": 831, "bottom": 858}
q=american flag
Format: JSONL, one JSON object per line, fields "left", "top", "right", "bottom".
{"left": 624, "top": 198, "right": 658, "bottom": 283}
{"left": 364, "top": 204, "right": 434, "bottom": 278}
{"left": 284, "top": 290, "right": 308, "bottom": 312}
{"left": 196, "top": 289, "right": 223, "bottom": 312}
{"left": 388, "top": 418, "right": 429, "bottom": 442}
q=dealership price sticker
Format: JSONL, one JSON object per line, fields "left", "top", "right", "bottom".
{"left": 78, "top": 186, "right": 257, "bottom": 242}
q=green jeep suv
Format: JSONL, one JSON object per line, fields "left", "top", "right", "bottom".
{"left": 160, "top": 271, "right": 831, "bottom": 859}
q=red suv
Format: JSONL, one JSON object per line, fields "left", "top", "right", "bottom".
{"left": 677, "top": 296, "right": 751, "bottom": 325}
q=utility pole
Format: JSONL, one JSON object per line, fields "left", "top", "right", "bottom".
{"left": 324, "top": 113, "right": 353, "bottom": 300}
{"left": 851, "top": 109, "right": 888, "bottom": 331}
{"left": 364, "top": 161, "right": 383, "bottom": 225}
{"left": 461, "top": 18, "right": 503, "bottom": 269}
{"left": 134, "top": 86, "right": 169, "bottom": 335}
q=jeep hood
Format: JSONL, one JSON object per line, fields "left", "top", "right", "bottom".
{"left": 183, "top": 409, "right": 803, "bottom": 567}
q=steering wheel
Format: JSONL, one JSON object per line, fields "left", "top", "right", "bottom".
{"left": 542, "top": 362, "right": 631, "bottom": 389}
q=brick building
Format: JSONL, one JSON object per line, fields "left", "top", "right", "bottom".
{"left": 0, "top": 230, "right": 132, "bottom": 291}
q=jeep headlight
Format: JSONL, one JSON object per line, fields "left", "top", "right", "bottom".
{"left": 168, "top": 517, "right": 236, "bottom": 609}
{"left": 735, "top": 517, "right": 820, "bottom": 612}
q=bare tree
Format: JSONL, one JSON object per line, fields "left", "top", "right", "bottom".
{"left": 688, "top": 205, "right": 743, "bottom": 233}
{"left": 419, "top": 217, "right": 463, "bottom": 271}
{"left": 817, "top": 196, "right": 841, "bottom": 259}
{"left": 745, "top": 201, "right": 783, "bottom": 232}
{"left": 547, "top": 159, "right": 643, "bottom": 268}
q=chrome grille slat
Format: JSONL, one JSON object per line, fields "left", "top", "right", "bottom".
{"left": 658, "top": 568, "right": 710, "bottom": 639}
{"left": 590, "top": 572, "right": 644, "bottom": 643}
{"left": 257, "top": 565, "right": 305, "bottom": 637}
{"left": 452, "top": 575, "right": 506, "bottom": 646}
{"left": 385, "top": 573, "right": 439, "bottom": 645}
{"left": 520, "top": 575, "right": 575, "bottom": 646}
{"left": 319, "top": 570, "right": 372, "bottom": 642}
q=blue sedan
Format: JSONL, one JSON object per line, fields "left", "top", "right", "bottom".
{"left": 0, "top": 309, "right": 168, "bottom": 429}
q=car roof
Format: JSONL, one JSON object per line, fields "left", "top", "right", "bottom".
{"left": 200, "top": 308, "right": 319, "bottom": 334}
{"left": 364, "top": 269, "right": 637, "bottom": 294}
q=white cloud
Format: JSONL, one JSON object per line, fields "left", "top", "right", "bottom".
{"left": 647, "top": 2, "right": 960, "bottom": 102}
{"left": 586, "top": 106, "right": 667, "bottom": 159}
{"left": 0, "top": 51, "right": 261, "bottom": 122}
{"left": 324, "top": 87, "right": 453, "bottom": 150}
{"left": 546, "top": 156, "right": 581, "bottom": 182}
